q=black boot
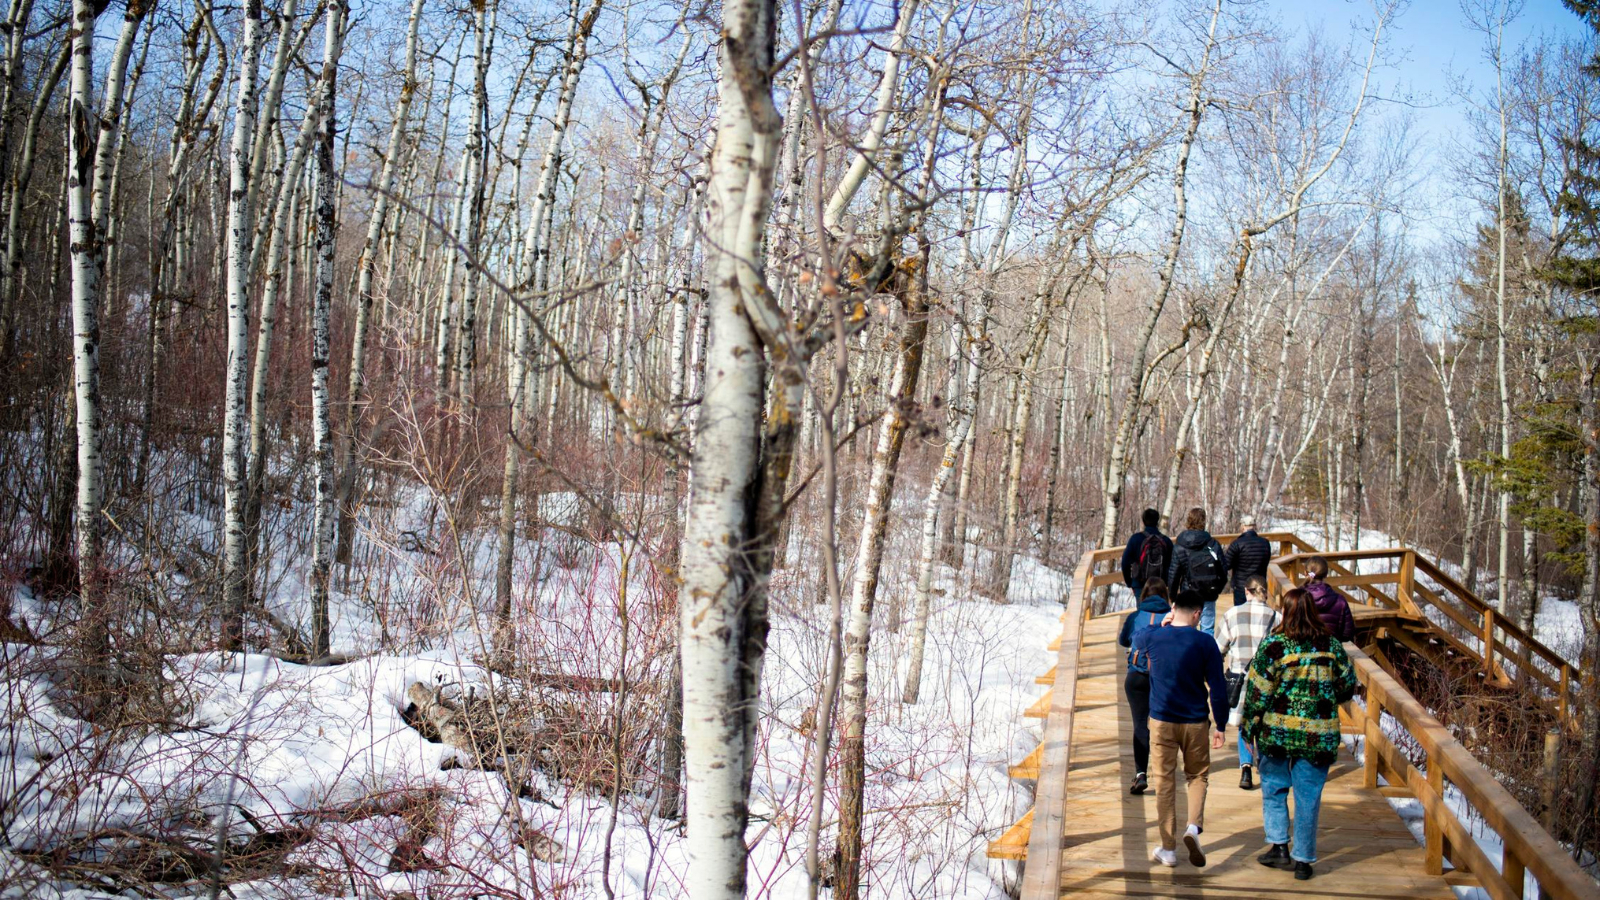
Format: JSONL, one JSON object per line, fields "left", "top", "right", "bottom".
{"left": 1239, "top": 765, "right": 1254, "bottom": 791}
{"left": 1257, "top": 843, "right": 1293, "bottom": 869}
{"left": 1130, "top": 772, "right": 1148, "bottom": 795}
{"left": 1294, "top": 861, "right": 1314, "bottom": 880}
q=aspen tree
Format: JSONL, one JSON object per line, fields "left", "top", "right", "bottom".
{"left": 308, "top": 0, "right": 346, "bottom": 659}
{"left": 493, "top": 0, "right": 602, "bottom": 648}
{"left": 66, "top": 0, "right": 103, "bottom": 669}
{"left": 222, "top": 0, "right": 266, "bottom": 651}
{"left": 678, "top": 0, "right": 779, "bottom": 892}
{"left": 334, "top": 0, "right": 427, "bottom": 565}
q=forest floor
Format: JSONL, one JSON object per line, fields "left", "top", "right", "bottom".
{"left": 0, "top": 499, "right": 1588, "bottom": 899}
{"left": 0, "top": 485, "right": 1068, "bottom": 899}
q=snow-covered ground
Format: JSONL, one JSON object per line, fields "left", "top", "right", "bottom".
{"left": 4, "top": 485, "right": 1594, "bottom": 899}
{"left": 0, "top": 483, "right": 1072, "bottom": 899}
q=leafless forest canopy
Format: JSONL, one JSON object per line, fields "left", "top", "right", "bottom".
{"left": 1, "top": 0, "right": 1600, "bottom": 896}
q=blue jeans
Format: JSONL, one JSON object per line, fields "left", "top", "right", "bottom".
{"left": 1200, "top": 599, "right": 1217, "bottom": 635}
{"left": 1238, "top": 733, "right": 1253, "bottom": 766}
{"left": 1259, "top": 755, "right": 1330, "bottom": 863}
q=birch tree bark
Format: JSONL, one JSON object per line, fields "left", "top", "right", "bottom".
{"left": 66, "top": 0, "right": 105, "bottom": 669}
{"left": 221, "top": 0, "right": 266, "bottom": 652}
{"left": 904, "top": 288, "right": 989, "bottom": 704}
{"left": 452, "top": 0, "right": 495, "bottom": 409}
{"left": 1098, "top": 0, "right": 1219, "bottom": 550}
{"left": 494, "top": 0, "right": 602, "bottom": 648}
{"left": 308, "top": 0, "right": 346, "bottom": 660}
{"left": 677, "top": 0, "right": 779, "bottom": 894}
{"left": 333, "top": 0, "right": 426, "bottom": 565}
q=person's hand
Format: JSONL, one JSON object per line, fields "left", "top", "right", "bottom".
{"left": 1212, "top": 730, "right": 1225, "bottom": 749}
{"left": 1161, "top": 611, "right": 1175, "bottom": 627}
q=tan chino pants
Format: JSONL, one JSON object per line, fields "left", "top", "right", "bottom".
{"left": 1150, "top": 719, "right": 1211, "bottom": 850}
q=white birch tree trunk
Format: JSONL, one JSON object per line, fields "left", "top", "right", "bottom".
{"left": 222, "top": 0, "right": 265, "bottom": 651}
{"left": 334, "top": 0, "right": 425, "bottom": 565}
{"left": 904, "top": 292, "right": 989, "bottom": 703}
{"left": 308, "top": 0, "right": 346, "bottom": 660}
{"left": 66, "top": 0, "right": 105, "bottom": 667}
{"left": 678, "top": 0, "right": 779, "bottom": 892}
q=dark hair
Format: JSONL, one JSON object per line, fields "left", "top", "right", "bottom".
{"left": 1140, "top": 577, "right": 1169, "bottom": 601}
{"left": 1172, "top": 589, "right": 1204, "bottom": 611}
{"left": 1142, "top": 508, "right": 1160, "bottom": 528}
{"left": 1305, "top": 556, "right": 1330, "bottom": 582}
{"left": 1185, "top": 507, "right": 1207, "bottom": 531}
{"left": 1276, "top": 588, "right": 1329, "bottom": 641}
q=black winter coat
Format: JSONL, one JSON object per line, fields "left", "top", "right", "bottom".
{"left": 1167, "top": 529, "right": 1228, "bottom": 601}
{"left": 1225, "top": 529, "right": 1272, "bottom": 589}
{"left": 1120, "top": 527, "right": 1173, "bottom": 589}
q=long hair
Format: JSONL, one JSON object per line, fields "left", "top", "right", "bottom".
{"left": 1141, "top": 577, "right": 1169, "bottom": 601}
{"left": 1276, "top": 587, "right": 1329, "bottom": 641}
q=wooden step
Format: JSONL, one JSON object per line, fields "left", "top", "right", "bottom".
{"left": 1047, "top": 630, "right": 1063, "bottom": 651}
{"left": 1034, "top": 668, "right": 1056, "bottom": 685}
{"left": 1009, "top": 742, "right": 1043, "bottom": 779}
{"left": 986, "top": 807, "right": 1033, "bottom": 860}
{"left": 1025, "top": 689, "right": 1053, "bottom": 719}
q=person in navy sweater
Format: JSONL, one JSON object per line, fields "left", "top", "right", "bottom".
{"left": 1132, "top": 589, "right": 1230, "bottom": 868}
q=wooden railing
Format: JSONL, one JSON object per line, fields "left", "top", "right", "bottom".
{"left": 1347, "top": 644, "right": 1600, "bottom": 900}
{"left": 995, "top": 533, "right": 1597, "bottom": 900}
{"left": 1269, "top": 548, "right": 1579, "bottom": 727}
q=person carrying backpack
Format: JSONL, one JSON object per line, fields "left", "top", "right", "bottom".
{"left": 1117, "top": 578, "right": 1172, "bottom": 796}
{"left": 1120, "top": 508, "right": 1173, "bottom": 602}
{"left": 1167, "top": 507, "right": 1230, "bottom": 635}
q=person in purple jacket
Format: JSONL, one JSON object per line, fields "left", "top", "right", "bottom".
{"left": 1301, "top": 556, "right": 1355, "bottom": 642}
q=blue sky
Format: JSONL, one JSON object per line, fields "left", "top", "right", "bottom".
{"left": 1262, "top": 0, "right": 1590, "bottom": 242}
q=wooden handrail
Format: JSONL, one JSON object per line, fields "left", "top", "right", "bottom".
{"left": 1347, "top": 644, "right": 1600, "bottom": 900}
{"left": 1015, "top": 550, "right": 1093, "bottom": 898}
{"left": 1274, "top": 547, "right": 1579, "bottom": 725}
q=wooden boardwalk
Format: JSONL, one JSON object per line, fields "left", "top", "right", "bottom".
{"left": 995, "top": 535, "right": 1600, "bottom": 900}
{"left": 1046, "top": 612, "right": 1460, "bottom": 899}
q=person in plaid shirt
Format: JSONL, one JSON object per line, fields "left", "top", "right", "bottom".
{"left": 1215, "top": 575, "right": 1278, "bottom": 790}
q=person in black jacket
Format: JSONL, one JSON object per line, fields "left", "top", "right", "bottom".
{"left": 1121, "top": 508, "right": 1174, "bottom": 601}
{"left": 1167, "top": 507, "right": 1229, "bottom": 635}
{"left": 1224, "top": 515, "right": 1271, "bottom": 608}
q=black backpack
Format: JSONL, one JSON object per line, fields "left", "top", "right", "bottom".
{"left": 1187, "top": 540, "right": 1227, "bottom": 593}
{"left": 1132, "top": 536, "right": 1168, "bottom": 586}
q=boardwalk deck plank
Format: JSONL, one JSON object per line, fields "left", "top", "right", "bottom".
{"left": 1051, "top": 613, "right": 1467, "bottom": 899}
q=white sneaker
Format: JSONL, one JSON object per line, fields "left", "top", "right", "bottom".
{"left": 1152, "top": 847, "right": 1178, "bottom": 867}
{"left": 1183, "top": 824, "right": 1207, "bottom": 867}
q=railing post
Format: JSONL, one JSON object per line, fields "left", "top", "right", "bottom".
{"left": 1504, "top": 852, "right": 1526, "bottom": 899}
{"left": 1398, "top": 551, "right": 1416, "bottom": 610}
{"left": 1425, "top": 755, "right": 1445, "bottom": 876}
{"left": 1541, "top": 729, "right": 1561, "bottom": 833}
{"left": 1481, "top": 607, "right": 1496, "bottom": 677}
{"left": 1558, "top": 664, "right": 1571, "bottom": 723}
{"left": 1363, "top": 695, "right": 1383, "bottom": 790}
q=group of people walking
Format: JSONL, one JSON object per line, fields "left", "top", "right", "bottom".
{"left": 1117, "top": 507, "right": 1359, "bottom": 880}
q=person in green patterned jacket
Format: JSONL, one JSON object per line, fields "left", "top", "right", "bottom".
{"left": 1240, "top": 586, "right": 1358, "bottom": 882}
